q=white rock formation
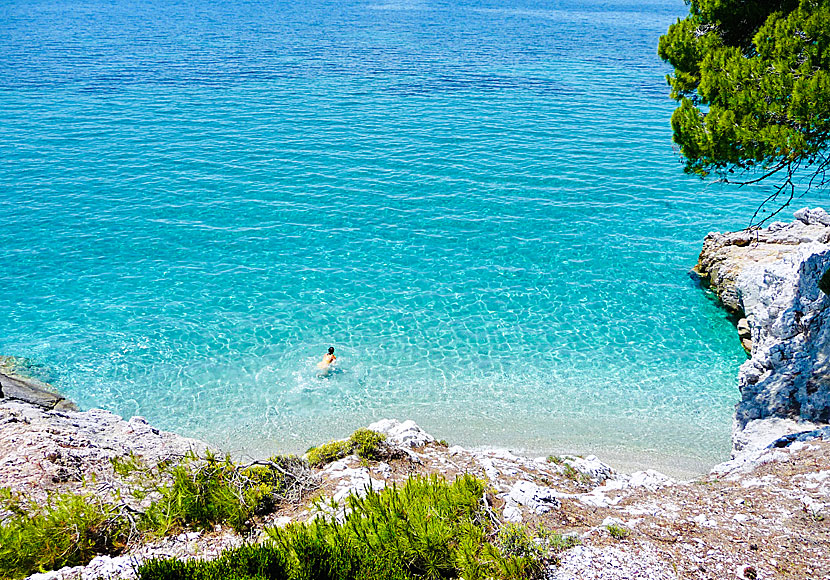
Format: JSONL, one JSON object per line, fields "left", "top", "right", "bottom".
{"left": 504, "top": 480, "right": 563, "bottom": 514}
{"left": 0, "top": 400, "right": 208, "bottom": 501}
{"left": 367, "top": 418, "right": 435, "bottom": 448}
{"left": 696, "top": 208, "right": 830, "bottom": 453}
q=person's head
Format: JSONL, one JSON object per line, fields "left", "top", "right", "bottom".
{"left": 328, "top": 347, "right": 335, "bottom": 355}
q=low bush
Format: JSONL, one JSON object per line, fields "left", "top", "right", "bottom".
{"left": 606, "top": 523, "right": 630, "bottom": 539}
{"left": 349, "top": 428, "right": 386, "bottom": 461}
{"left": 305, "top": 440, "right": 353, "bottom": 467}
{"left": 142, "top": 453, "right": 255, "bottom": 534}
{"left": 120, "top": 450, "right": 309, "bottom": 536}
{"left": 305, "top": 429, "right": 388, "bottom": 467}
{"left": 140, "top": 544, "right": 291, "bottom": 580}
{"left": 0, "top": 451, "right": 314, "bottom": 579}
{"left": 137, "top": 474, "right": 540, "bottom": 580}
{"left": 498, "top": 523, "right": 544, "bottom": 559}
{"left": 0, "top": 488, "right": 128, "bottom": 580}
{"left": 546, "top": 531, "right": 580, "bottom": 552}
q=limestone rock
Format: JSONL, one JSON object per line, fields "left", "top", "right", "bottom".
{"left": 0, "top": 400, "right": 208, "bottom": 502}
{"left": 367, "top": 418, "right": 435, "bottom": 448}
{"left": 562, "top": 454, "right": 615, "bottom": 483}
{"left": 504, "top": 480, "right": 562, "bottom": 514}
{"left": 0, "top": 369, "right": 77, "bottom": 411}
{"left": 696, "top": 208, "right": 830, "bottom": 454}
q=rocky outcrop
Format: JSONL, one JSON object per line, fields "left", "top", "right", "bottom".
{"left": 0, "top": 360, "right": 77, "bottom": 412}
{"left": 0, "top": 399, "right": 209, "bottom": 502}
{"left": 695, "top": 207, "right": 830, "bottom": 453}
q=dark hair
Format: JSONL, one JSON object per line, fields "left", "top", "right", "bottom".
{"left": 328, "top": 347, "right": 335, "bottom": 355}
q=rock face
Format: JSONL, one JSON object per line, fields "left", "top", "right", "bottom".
{"left": 0, "top": 365, "right": 77, "bottom": 411}
{"left": 695, "top": 207, "right": 830, "bottom": 451}
{"left": 0, "top": 399, "right": 208, "bottom": 502}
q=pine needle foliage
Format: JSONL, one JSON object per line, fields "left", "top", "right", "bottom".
{"left": 0, "top": 488, "right": 127, "bottom": 579}
{"left": 118, "top": 450, "right": 308, "bottom": 535}
{"left": 139, "top": 544, "right": 291, "bottom": 580}
{"left": 141, "top": 450, "right": 263, "bottom": 534}
{"left": 0, "top": 452, "right": 313, "bottom": 579}
{"left": 137, "top": 475, "right": 541, "bottom": 580}
{"left": 658, "top": 0, "right": 830, "bottom": 219}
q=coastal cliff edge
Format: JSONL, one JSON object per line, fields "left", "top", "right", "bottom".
{"left": 695, "top": 207, "right": 830, "bottom": 460}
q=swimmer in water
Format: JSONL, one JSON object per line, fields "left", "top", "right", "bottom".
{"left": 317, "top": 346, "right": 336, "bottom": 371}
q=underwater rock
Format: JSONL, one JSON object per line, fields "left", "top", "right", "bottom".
{"left": 0, "top": 366, "right": 77, "bottom": 411}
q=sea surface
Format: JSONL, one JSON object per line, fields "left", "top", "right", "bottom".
{"left": 0, "top": 0, "right": 797, "bottom": 476}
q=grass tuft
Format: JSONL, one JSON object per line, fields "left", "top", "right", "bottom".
{"left": 606, "top": 523, "right": 630, "bottom": 539}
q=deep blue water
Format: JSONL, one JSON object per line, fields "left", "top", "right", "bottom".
{"left": 0, "top": 0, "right": 782, "bottom": 475}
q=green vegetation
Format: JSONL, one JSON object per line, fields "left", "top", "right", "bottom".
{"left": 606, "top": 523, "right": 630, "bottom": 540}
{"left": 658, "top": 0, "right": 830, "bottom": 218}
{"left": 545, "top": 531, "right": 580, "bottom": 553}
{"left": 113, "top": 450, "right": 309, "bottom": 535}
{"left": 142, "top": 451, "right": 281, "bottom": 534}
{"left": 305, "top": 440, "right": 353, "bottom": 467}
{"left": 547, "top": 457, "right": 592, "bottom": 486}
{"left": 305, "top": 429, "right": 388, "bottom": 467}
{"left": 138, "top": 475, "right": 541, "bottom": 580}
{"left": 0, "top": 488, "right": 127, "bottom": 579}
{"left": 0, "top": 452, "right": 314, "bottom": 580}
{"left": 498, "top": 523, "right": 580, "bottom": 566}
{"left": 138, "top": 544, "right": 290, "bottom": 580}
{"left": 497, "top": 523, "right": 544, "bottom": 560}
{"left": 349, "top": 428, "right": 388, "bottom": 461}
{"left": 561, "top": 463, "right": 580, "bottom": 480}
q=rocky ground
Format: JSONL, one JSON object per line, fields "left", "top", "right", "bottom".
{"left": 3, "top": 403, "right": 827, "bottom": 580}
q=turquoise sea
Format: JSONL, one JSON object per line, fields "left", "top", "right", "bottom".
{"left": 0, "top": 0, "right": 793, "bottom": 476}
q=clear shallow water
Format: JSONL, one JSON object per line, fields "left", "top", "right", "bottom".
{"left": 0, "top": 0, "right": 792, "bottom": 476}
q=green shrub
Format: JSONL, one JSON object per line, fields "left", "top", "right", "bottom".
{"left": 140, "top": 544, "right": 290, "bottom": 580}
{"left": 305, "top": 429, "right": 388, "bottom": 467}
{"left": 498, "top": 523, "right": 543, "bottom": 559}
{"left": 138, "top": 475, "right": 540, "bottom": 580}
{"left": 546, "top": 532, "right": 580, "bottom": 552}
{"left": 349, "top": 428, "right": 386, "bottom": 461}
{"left": 305, "top": 440, "right": 353, "bottom": 467}
{"left": 0, "top": 489, "right": 127, "bottom": 579}
{"left": 141, "top": 450, "right": 293, "bottom": 535}
{"left": 270, "top": 474, "right": 538, "bottom": 580}
{"left": 0, "top": 451, "right": 308, "bottom": 579}
{"left": 606, "top": 523, "right": 630, "bottom": 539}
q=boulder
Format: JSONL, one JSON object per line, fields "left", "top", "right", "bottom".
{"left": 366, "top": 419, "right": 435, "bottom": 448}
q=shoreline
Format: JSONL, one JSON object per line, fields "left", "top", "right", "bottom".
{"left": 0, "top": 364, "right": 728, "bottom": 480}
{"left": 4, "top": 207, "right": 830, "bottom": 479}
{"left": 2, "top": 209, "right": 830, "bottom": 578}
{"left": 3, "top": 404, "right": 828, "bottom": 580}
